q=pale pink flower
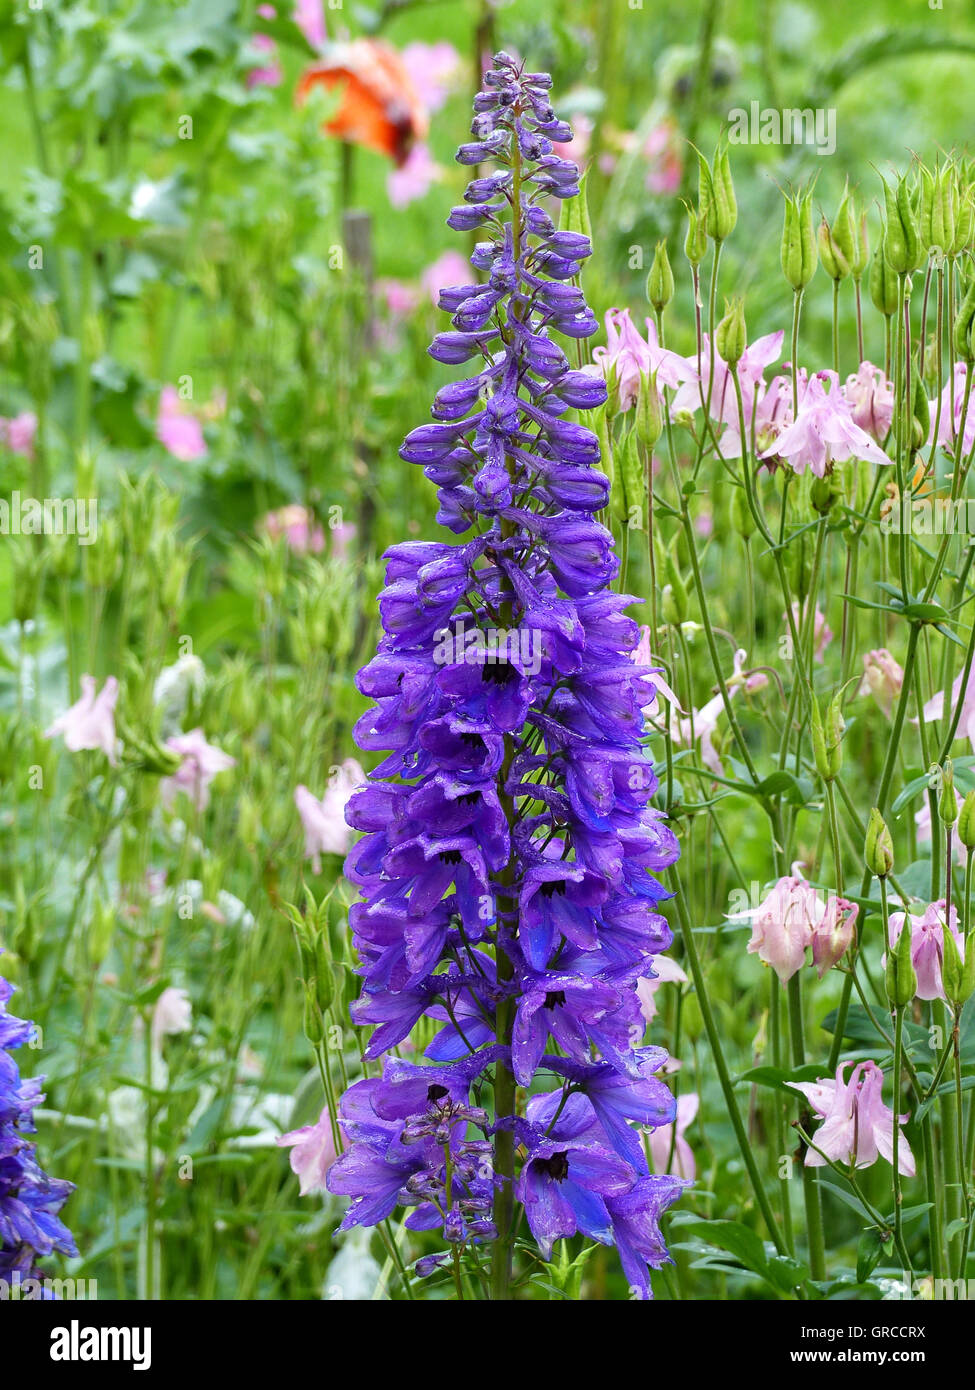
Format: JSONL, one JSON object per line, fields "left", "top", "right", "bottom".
{"left": 377, "top": 278, "right": 421, "bottom": 318}
{"left": 649, "top": 1092, "right": 697, "bottom": 1179}
{"left": 247, "top": 32, "right": 282, "bottom": 88}
{"left": 294, "top": 0, "right": 327, "bottom": 49}
{"left": 738, "top": 873, "right": 823, "bottom": 983}
{"left": 262, "top": 503, "right": 326, "bottom": 554}
{"left": 671, "top": 330, "right": 784, "bottom": 456}
{"left": 420, "top": 250, "right": 472, "bottom": 307}
{"left": 636, "top": 955, "right": 688, "bottom": 1024}
{"left": 672, "top": 649, "right": 763, "bottom": 773}
{"left": 858, "top": 648, "right": 904, "bottom": 717}
{"left": 789, "top": 1060, "right": 915, "bottom": 1175}
{"left": 915, "top": 794, "right": 964, "bottom": 857}
{"left": 401, "top": 40, "right": 461, "bottom": 113}
{"left": 45, "top": 675, "right": 120, "bottom": 765}
{"left": 843, "top": 361, "right": 894, "bottom": 442}
{"left": 277, "top": 1105, "right": 338, "bottom": 1195}
{"left": 156, "top": 386, "right": 206, "bottom": 461}
{"left": 552, "top": 113, "right": 593, "bottom": 169}
{"left": 642, "top": 119, "right": 683, "bottom": 195}
{"left": 0, "top": 411, "right": 38, "bottom": 458}
{"left": 160, "top": 729, "right": 236, "bottom": 811}
{"left": 919, "top": 665, "right": 975, "bottom": 753}
{"left": 330, "top": 519, "right": 357, "bottom": 560}
{"left": 786, "top": 601, "right": 832, "bottom": 663}
{"left": 760, "top": 370, "right": 892, "bottom": 477}
{"left": 810, "top": 896, "right": 858, "bottom": 978}
{"left": 152, "top": 986, "right": 192, "bottom": 1049}
{"left": 387, "top": 140, "right": 440, "bottom": 208}
{"left": 928, "top": 362, "right": 975, "bottom": 454}
{"left": 295, "top": 759, "right": 366, "bottom": 869}
{"left": 591, "top": 308, "right": 693, "bottom": 411}
{"left": 887, "top": 899, "right": 964, "bottom": 1002}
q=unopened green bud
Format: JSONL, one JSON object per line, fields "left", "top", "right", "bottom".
{"left": 941, "top": 924, "right": 975, "bottom": 1009}
{"left": 882, "top": 174, "right": 920, "bottom": 274}
{"left": 939, "top": 760, "right": 958, "bottom": 826}
{"left": 958, "top": 789, "right": 975, "bottom": 849}
{"left": 89, "top": 899, "right": 116, "bottom": 966}
{"left": 303, "top": 980, "right": 325, "bottom": 1045}
{"left": 886, "top": 915, "right": 917, "bottom": 1009}
{"left": 684, "top": 204, "right": 708, "bottom": 267}
{"left": 869, "top": 239, "right": 900, "bottom": 318}
{"left": 781, "top": 189, "right": 818, "bottom": 291}
{"left": 710, "top": 146, "right": 737, "bottom": 241}
{"left": 953, "top": 270, "right": 975, "bottom": 363}
{"left": 832, "top": 184, "right": 859, "bottom": 273}
{"left": 731, "top": 484, "right": 756, "bottom": 538}
{"left": 314, "top": 935, "right": 335, "bottom": 1013}
{"left": 635, "top": 370, "right": 663, "bottom": 451}
{"left": 646, "top": 241, "right": 674, "bottom": 313}
{"left": 715, "top": 296, "right": 746, "bottom": 367}
{"left": 865, "top": 806, "right": 894, "bottom": 878}
{"left": 818, "top": 216, "right": 850, "bottom": 280}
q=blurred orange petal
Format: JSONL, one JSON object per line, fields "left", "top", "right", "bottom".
{"left": 297, "top": 39, "right": 428, "bottom": 166}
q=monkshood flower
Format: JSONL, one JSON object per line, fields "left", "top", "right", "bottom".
{"left": 45, "top": 674, "right": 120, "bottom": 765}
{"left": 886, "top": 899, "right": 964, "bottom": 1002}
{"left": 322, "top": 53, "right": 684, "bottom": 1298}
{"left": 0, "top": 967, "right": 77, "bottom": 1284}
{"left": 788, "top": 1061, "right": 915, "bottom": 1175}
{"left": 759, "top": 370, "right": 892, "bottom": 476}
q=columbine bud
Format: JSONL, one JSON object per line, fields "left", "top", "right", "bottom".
{"left": 781, "top": 189, "right": 817, "bottom": 291}
{"left": 886, "top": 913, "right": 917, "bottom": 1009}
{"left": 684, "top": 203, "right": 708, "bottom": 267}
{"left": 882, "top": 173, "right": 921, "bottom": 274}
{"left": 811, "top": 897, "right": 858, "bottom": 978}
{"left": 818, "top": 216, "right": 850, "bottom": 280}
{"left": 635, "top": 370, "right": 663, "bottom": 451}
{"left": 959, "top": 789, "right": 975, "bottom": 849}
{"left": 853, "top": 209, "right": 870, "bottom": 281}
{"left": 832, "top": 184, "right": 859, "bottom": 274}
{"left": 870, "top": 238, "right": 900, "bottom": 318}
{"left": 941, "top": 925, "right": 975, "bottom": 1009}
{"left": 303, "top": 980, "right": 325, "bottom": 1046}
{"left": 701, "top": 147, "right": 737, "bottom": 242}
{"left": 952, "top": 270, "right": 975, "bottom": 363}
{"left": 939, "top": 760, "right": 959, "bottom": 826}
{"left": 865, "top": 807, "right": 894, "bottom": 878}
{"left": 919, "top": 164, "right": 954, "bottom": 259}
{"left": 811, "top": 692, "right": 844, "bottom": 781}
{"left": 715, "top": 296, "right": 746, "bottom": 367}
{"left": 951, "top": 184, "right": 974, "bottom": 257}
{"left": 646, "top": 241, "right": 674, "bottom": 313}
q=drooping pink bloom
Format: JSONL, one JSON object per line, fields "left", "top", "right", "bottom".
{"left": 642, "top": 119, "right": 683, "bottom": 195}
{"left": 152, "top": 987, "right": 193, "bottom": 1049}
{"left": 843, "top": 361, "right": 894, "bottom": 442}
{"left": 156, "top": 386, "right": 207, "bottom": 461}
{"left": 928, "top": 362, "right": 975, "bottom": 454}
{"left": 887, "top": 899, "right": 964, "bottom": 1002}
{"left": 45, "top": 675, "right": 120, "bottom": 765}
{"left": 420, "top": 250, "right": 473, "bottom": 307}
{"left": 262, "top": 503, "right": 326, "bottom": 553}
{"left": 277, "top": 1105, "right": 338, "bottom": 1195}
{"left": 160, "top": 729, "right": 236, "bottom": 812}
{"left": 401, "top": 40, "right": 461, "bottom": 113}
{"left": 671, "top": 330, "right": 784, "bottom": 456}
{"left": 671, "top": 649, "right": 765, "bottom": 773}
{"left": 648, "top": 1092, "right": 697, "bottom": 1179}
{"left": 810, "top": 896, "right": 858, "bottom": 978}
{"left": 636, "top": 955, "right": 688, "bottom": 1024}
{"left": 789, "top": 1060, "right": 915, "bottom": 1175}
{"left": 737, "top": 872, "right": 823, "bottom": 983}
{"left": 591, "top": 308, "right": 693, "bottom": 411}
{"left": 295, "top": 759, "right": 367, "bottom": 869}
{"left": 858, "top": 648, "right": 904, "bottom": 717}
{"left": 785, "top": 601, "right": 832, "bottom": 663}
{"left": 387, "top": 140, "right": 440, "bottom": 208}
{"left": 759, "top": 370, "right": 892, "bottom": 477}
{"left": 919, "top": 665, "right": 975, "bottom": 753}
{"left": 0, "top": 411, "right": 38, "bottom": 458}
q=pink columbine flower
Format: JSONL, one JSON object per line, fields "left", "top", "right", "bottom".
{"left": 887, "top": 899, "right": 964, "bottom": 1002}
{"left": 810, "top": 896, "right": 858, "bottom": 978}
{"left": 671, "top": 649, "right": 765, "bottom": 774}
{"left": 45, "top": 675, "right": 120, "bottom": 766}
{"left": 294, "top": 0, "right": 327, "bottom": 49}
{"left": 151, "top": 987, "right": 193, "bottom": 1049}
{"left": 262, "top": 503, "right": 326, "bottom": 554}
{"left": 247, "top": 31, "right": 283, "bottom": 88}
{"left": 785, "top": 601, "right": 833, "bottom": 664}
{"left": 928, "top": 362, "right": 975, "bottom": 454}
{"left": 552, "top": 112, "right": 593, "bottom": 169}
{"left": 330, "top": 519, "right": 357, "bottom": 561}
{"left": 277, "top": 1105, "right": 338, "bottom": 1195}
{"left": 636, "top": 955, "right": 688, "bottom": 1024}
{"left": 843, "top": 361, "right": 894, "bottom": 442}
{"left": 160, "top": 729, "right": 236, "bottom": 812}
{"left": 0, "top": 411, "right": 38, "bottom": 458}
{"left": 789, "top": 1060, "right": 915, "bottom": 1175}
{"left": 295, "top": 759, "right": 367, "bottom": 869}
{"left": 387, "top": 140, "right": 440, "bottom": 208}
{"left": 671, "top": 330, "right": 784, "bottom": 457}
{"left": 377, "top": 278, "right": 421, "bottom": 318}
{"left": 591, "top": 308, "right": 693, "bottom": 412}
{"left": 919, "top": 665, "right": 975, "bottom": 754}
{"left": 759, "top": 370, "right": 892, "bottom": 477}
{"left": 401, "top": 40, "right": 461, "bottom": 113}
{"left": 420, "top": 250, "right": 474, "bottom": 307}
{"left": 648, "top": 1092, "right": 697, "bottom": 1179}
{"left": 156, "top": 386, "right": 207, "bottom": 461}
{"left": 858, "top": 648, "right": 904, "bottom": 717}
{"left": 737, "top": 872, "right": 823, "bottom": 983}
{"left": 643, "top": 120, "right": 683, "bottom": 195}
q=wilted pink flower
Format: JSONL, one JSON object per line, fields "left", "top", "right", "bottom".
{"left": 887, "top": 899, "right": 964, "bottom": 1002}
{"left": 591, "top": 308, "right": 693, "bottom": 411}
{"left": 262, "top": 503, "right": 326, "bottom": 553}
{"left": 786, "top": 601, "right": 832, "bottom": 663}
{"left": 648, "top": 1091, "right": 697, "bottom": 1178}
{"left": 760, "top": 370, "right": 892, "bottom": 477}
{"left": 843, "top": 361, "right": 894, "bottom": 442}
{"left": 0, "top": 411, "right": 38, "bottom": 458}
{"left": 45, "top": 675, "right": 120, "bottom": 765}
{"left": 636, "top": 955, "right": 688, "bottom": 1024}
{"left": 277, "top": 1105, "right": 338, "bottom": 1195}
{"left": 738, "top": 873, "right": 823, "bottom": 983}
{"left": 919, "top": 665, "right": 975, "bottom": 754}
{"left": 156, "top": 386, "right": 207, "bottom": 461}
{"left": 152, "top": 986, "right": 192, "bottom": 1049}
{"left": 401, "top": 40, "right": 461, "bottom": 113}
{"left": 810, "top": 896, "right": 858, "bottom": 978}
{"left": 642, "top": 119, "right": 683, "bottom": 195}
{"left": 295, "top": 759, "right": 367, "bottom": 869}
{"left": 789, "top": 1060, "right": 915, "bottom": 1175}
{"left": 387, "top": 140, "right": 439, "bottom": 207}
{"left": 671, "top": 330, "right": 783, "bottom": 456}
{"left": 420, "top": 250, "right": 472, "bottom": 307}
{"left": 929, "top": 362, "right": 975, "bottom": 454}
{"left": 858, "top": 648, "right": 904, "bottom": 717}
{"left": 161, "top": 729, "right": 236, "bottom": 811}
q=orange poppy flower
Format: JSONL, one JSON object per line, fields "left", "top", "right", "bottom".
{"left": 297, "top": 39, "right": 429, "bottom": 167}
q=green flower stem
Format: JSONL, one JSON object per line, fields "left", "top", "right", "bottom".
{"left": 786, "top": 973, "right": 826, "bottom": 1280}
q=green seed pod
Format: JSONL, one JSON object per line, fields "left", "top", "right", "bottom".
{"left": 958, "top": 789, "right": 975, "bottom": 849}
{"left": 646, "top": 240, "right": 675, "bottom": 313}
{"left": 869, "top": 239, "right": 900, "bottom": 318}
{"left": 818, "top": 216, "right": 850, "bottom": 281}
{"left": 314, "top": 934, "right": 335, "bottom": 1013}
{"left": 865, "top": 806, "right": 894, "bottom": 878}
{"left": 886, "top": 915, "right": 917, "bottom": 1009}
{"left": 853, "top": 209, "right": 870, "bottom": 281}
{"left": 832, "top": 184, "right": 858, "bottom": 272}
{"left": 952, "top": 187, "right": 974, "bottom": 256}
{"left": 559, "top": 167, "right": 592, "bottom": 240}
{"left": 714, "top": 295, "right": 746, "bottom": 367}
{"left": 663, "top": 544, "right": 688, "bottom": 623}
{"left": 781, "top": 189, "right": 818, "bottom": 291}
